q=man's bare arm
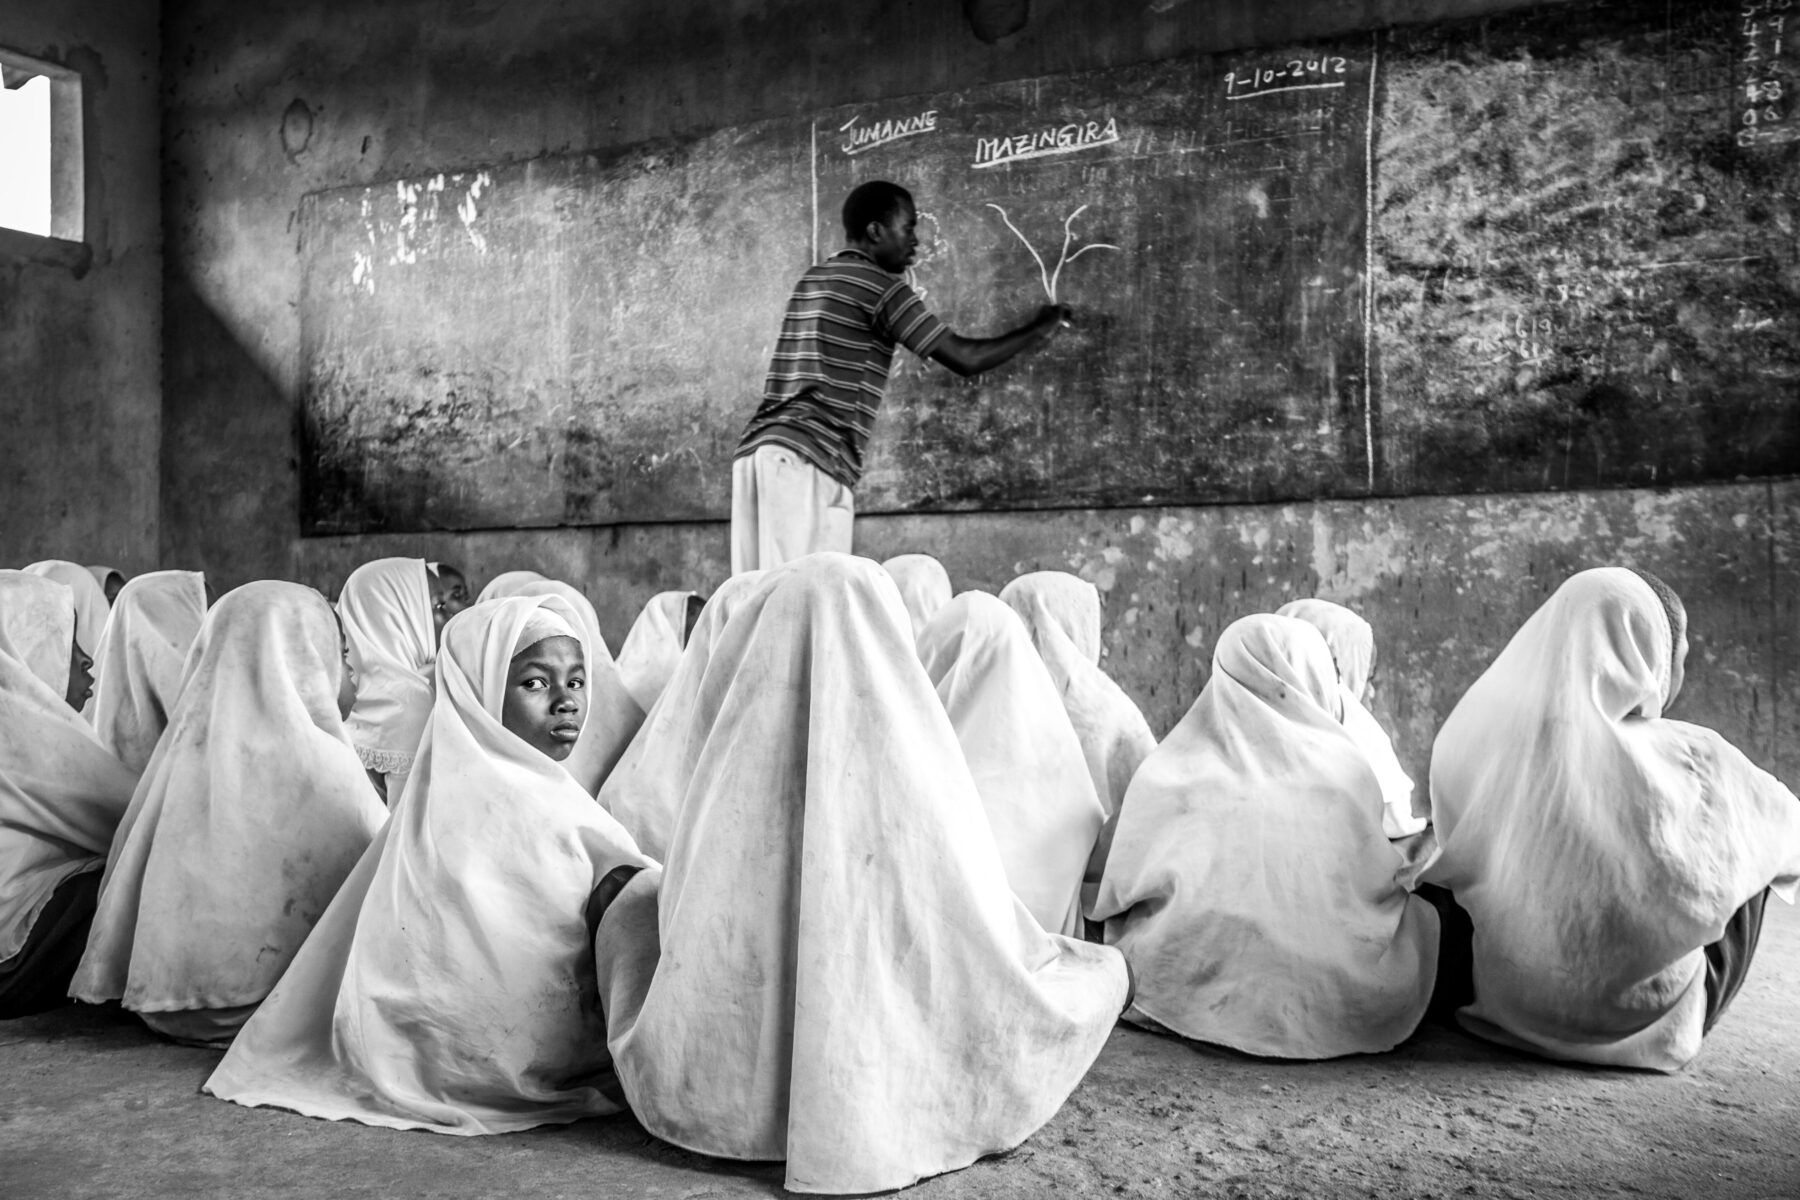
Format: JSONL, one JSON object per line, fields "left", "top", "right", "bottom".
{"left": 929, "top": 303, "right": 1072, "bottom": 377}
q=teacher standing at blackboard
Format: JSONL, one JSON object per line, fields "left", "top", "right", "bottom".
{"left": 730, "top": 180, "right": 1070, "bottom": 575}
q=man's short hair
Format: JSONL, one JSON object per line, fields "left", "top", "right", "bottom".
{"left": 843, "top": 181, "right": 913, "bottom": 239}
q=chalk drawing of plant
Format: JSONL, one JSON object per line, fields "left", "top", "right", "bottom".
{"left": 985, "top": 202, "right": 1121, "bottom": 303}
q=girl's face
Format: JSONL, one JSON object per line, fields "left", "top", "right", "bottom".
{"left": 501, "top": 635, "right": 586, "bottom": 761}
{"left": 333, "top": 612, "right": 357, "bottom": 720}
{"left": 430, "top": 566, "right": 472, "bottom": 641}
{"left": 65, "top": 623, "right": 94, "bottom": 711}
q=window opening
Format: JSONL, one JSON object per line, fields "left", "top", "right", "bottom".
{"left": 0, "top": 49, "right": 82, "bottom": 242}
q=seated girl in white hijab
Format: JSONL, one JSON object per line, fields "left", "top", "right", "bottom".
{"left": 70, "top": 582, "right": 383, "bottom": 1046}
{"left": 1418, "top": 567, "right": 1800, "bottom": 1071}
{"left": 89, "top": 570, "right": 209, "bottom": 777}
{"left": 23, "top": 560, "right": 111, "bottom": 720}
{"left": 593, "top": 553, "right": 1128, "bottom": 1195}
{"left": 614, "top": 589, "right": 705, "bottom": 711}
{"left": 916, "top": 591, "right": 1106, "bottom": 937}
{"left": 336, "top": 557, "right": 456, "bottom": 802}
{"left": 87, "top": 566, "right": 127, "bottom": 605}
{"left": 1091, "top": 613, "right": 1440, "bottom": 1059}
{"left": 1276, "top": 597, "right": 1426, "bottom": 839}
{"left": 598, "top": 572, "right": 764, "bottom": 859}
{"left": 881, "top": 552, "right": 953, "bottom": 638}
{"left": 205, "top": 594, "right": 652, "bottom": 1133}
{"left": 0, "top": 571, "right": 137, "bottom": 1018}
{"left": 999, "top": 570, "right": 1156, "bottom": 819}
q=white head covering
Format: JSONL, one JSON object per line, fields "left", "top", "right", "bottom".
{"left": 915, "top": 592, "right": 1106, "bottom": 938}
{"left": 614, "top": 590, "right": 698, "bottom": 712}
{"left": 1276, "top": 597, "right": 1425, "bottom": 839}
{"left": 0, "top": 571, "right": 137, "bottom": 961}
{"left": 1092, "top": 613, "right": 1439, "bottom": 1059}
{"left": 205, "top": 593, "right": 652, "bottom": 1133}
{"left": 505, "top": 578, "right": 645, "bottom": 795}
{"left": 598, "top": 573, "right": 764, "bottom": 859}
{"left": 70, "top": 581, "right": 386, "bottom": 1014}
{"left": 1421, "top": 567, "right": 1800, "bottom": 1071}
{"left": 88, "top": 571, "right": 208, "bottom": 776}
{"left": 999, "top": 571, "right": 1156, "bottom": 820}
{"left": 336, "top": 558, "right": 436, "bottom": 785}
{"left": 476, "top": 569, "right": 548, "bottom": 603}
{"left": 24, "top": 560, "right": 111, "bottom": 720}
{"left": 880, "top": 553, "right": 953, "bottom": 638}
{"left": 595, "top": 554, "right": 1128, "bottom": 1194}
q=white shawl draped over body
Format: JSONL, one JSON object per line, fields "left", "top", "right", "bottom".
{"left": 881, "top": 553, "right": 953, "bottom": 638}
{"left": 475, "top": 569, "right": 547, "bottom": 602}
{"left": 1276, "top": 598, "right": 1426, "bottom": 838}
{"left": 71, "top": 582, "right": 385, "bottom": 1015}
{"left": 1421, "top": 567, "right": 1800, "bottom": 1071}
{"left": 336, "top": 558, "right": 436, "bottom": 791}
{"left": 1092, "top": 613, "right": 1439, "bottom": 1059}
{"left": 598, "top": 572, "right": 764, "bottom": 859}
{"left": 89, "top": 571, "right": 207, "bottom": 776}
{"left": 999, "top": 571, "right": 1156, "bottom": 819}
{"left": 916, "top": 592, "right": 1105, "bottom": 937}
{"left": 614, "top": 590, "right": 696, "bottom": 712}
{"left": 594, "top": 553, "right": 1127, "bottom": 1195}
{"left": 24, "top": 560, "right": 111, "bottom": 721}
{"left": 503, "top": 579, "right": 644, "bottom": 795}
{"left": 0, "top": 571, "right": 137, "bottom": 962}
{"left": 205, "top": 594, "right": 652, "bottom": 1132}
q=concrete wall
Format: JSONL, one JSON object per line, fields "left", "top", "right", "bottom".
{"left": 1, "top": 0, "right": 160, "bottom": 570}
{"left": 160, "top": 0, "right": 1798, "bottom": 789}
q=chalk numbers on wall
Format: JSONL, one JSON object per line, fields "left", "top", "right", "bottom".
{"left": 1740, "top": 0, "right": 1796, "bottom": 147}
{"left": 1223, "top": 55, "right": 1350, "bottom": 102}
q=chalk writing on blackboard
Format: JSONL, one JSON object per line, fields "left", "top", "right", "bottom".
{"left": 985, "top": 202, "right": 1120, "bottom": 303}
{"left": 972, "top": 118, "right": 1120, "bottom": 169}
{"left": 840, "top": 110, "right": 940, "bottom": 156}
{"left": 1224, "top": 55, "right": 1350, "bottom": 101}
{"left": 1739, "top": 0, "right": 1797, "bottom": 146}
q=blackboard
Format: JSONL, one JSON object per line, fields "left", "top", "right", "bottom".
{"left": 300, "top": 0, "right": 1800, "bottom": 535}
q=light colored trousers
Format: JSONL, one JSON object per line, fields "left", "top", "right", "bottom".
{"left": 730, "top": 444, "right": 854, "bottom": 575}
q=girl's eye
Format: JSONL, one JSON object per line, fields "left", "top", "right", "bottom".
{"left": 521, "top": 678, "right": 546, "bottom": 691}
{"left": 569, "top": 678, "right": 585, "bottom": 690}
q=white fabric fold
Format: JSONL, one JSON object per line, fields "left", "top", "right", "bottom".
{"left": 504, "top": 579, "right": 645, "bottom": 796}
{"left": 598, "top": 573, "right": 764, "bottom": 859}
{"left": 475, "top": 569, "right": 547, "bottom": 603}
{"left": 614, "top": 591, "right": 696, "bottom": 712}
{"left": 1093, "top": 613, "right": 1439, "bottom": 1059}
{"left": 917, "top": 591, "right": 1105, "bottom": 937}
{"left": 70, "top": 581, "right": 386, "bottom": 1015}
{"left": 1421, "top": 567, "right": 1800, "bottom": 1070}
{"left": 89, "top": 571, "right": 208, "bottom": 777}
{"left": 204, "top": 593, "right": 652, "bottom": 1133}
{"left": 24, "top": 560, "right": 111, "bottom": 721}
{"left": 1276, "top": 598, "right": 1425, "bottom": 838}
{"left": 880, "top": 553, "right": 953, "bottom": 638}
{"left": 0, "top": 571, "right": 137, "bottom": 962}
{"left": 336, "top": 558, "right": 436, "bottom": 789}
{"left": 596, "top": 553, "right": 1127, "bottom": 1194}
{"left": 1000, "top": 570, "right": 1156, "bottom": 819}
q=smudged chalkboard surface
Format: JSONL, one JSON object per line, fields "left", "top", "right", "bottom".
{"left": 299, "top": 0, "right": 1797, "bottom": 535}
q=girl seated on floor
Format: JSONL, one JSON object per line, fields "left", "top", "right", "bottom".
{"left": 881, "top": 552, "right": 953, "bottom": 638}
{"left": 594, "top": 554, "right": 1127, "bottom": 1195}
{"left": 23, "top": 560, "right": 111, "bottom": 720}
{"left": 1091, "top": 613, "right": 1440, "bottom": 1059}
{"left": 1418, "top": 567, "right": 1800, "bottom": 1071}
{"left": 70, "top": 582, "right": 384, "bottom": 1046}
{"left": 1276, "top": 597, "right": 1427, "bottom": 839}
{"left": 335, "top": 557, "right": 468, "bottom": 803}
{"left": 0, "top": 571, "right": 136, "bottom": 1019}
{"left": 614, "top": 588, "right": 706, "bottom": 712}
{"left": 916, "top": 590, "right": 1106, "bottom": 937}
{"left": 205, "top": 594, "right": 651, "bottom": 1133}
{"left": 88, "top": 570, "right": 210, "bottom": 778}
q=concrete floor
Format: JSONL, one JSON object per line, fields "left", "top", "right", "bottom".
{"left": 5, "top": 904, "right": 1799, "bottom": 1200}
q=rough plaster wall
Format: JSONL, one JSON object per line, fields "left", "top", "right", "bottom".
{"left": 1, "top": 0, "right": 160, "bottom": 570}
{"left": 161, "top": 0, "right": 1797, "bottom": 791}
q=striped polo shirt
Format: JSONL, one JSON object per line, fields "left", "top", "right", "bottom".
{"left": 735, "top": 249, "right": 947, "bottom": 488}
